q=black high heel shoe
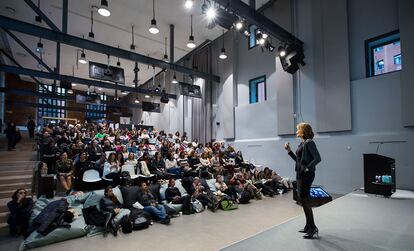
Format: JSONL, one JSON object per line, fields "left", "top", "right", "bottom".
{"left": 303, "top": 227, "right": 318, "bottom": 239}
{"left": 298, "top": 226, "right": 309, "bottom": 233}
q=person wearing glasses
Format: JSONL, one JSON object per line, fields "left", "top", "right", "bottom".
{"left": 7, "top": 188, "right": 33, "bottom": 236}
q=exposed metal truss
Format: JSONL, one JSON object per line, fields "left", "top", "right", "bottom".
{"left": 215, "top": 0, "right": 304, "bottom": 46}
{"left": 0, "top": 15, "right": 221, "bottom": 83}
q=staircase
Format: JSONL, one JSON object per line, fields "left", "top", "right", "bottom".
{"left": 0, "top": 133, "right": 37, "bottom": 236}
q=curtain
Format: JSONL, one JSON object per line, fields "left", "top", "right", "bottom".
{"left": 191, "top": 46, "right": 212, "bottom": 144}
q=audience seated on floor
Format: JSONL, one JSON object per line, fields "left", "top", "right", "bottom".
{"left": 8, "top": 121, "right": 294, "bottom": 249}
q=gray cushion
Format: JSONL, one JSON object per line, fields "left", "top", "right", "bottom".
{"left": 119, "top": 186, "right": 139, "bottom": 207}
{"left": 19, "top": 214, "right": 87, "bottom": 251}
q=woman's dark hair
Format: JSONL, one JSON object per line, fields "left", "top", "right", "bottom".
{"left": 108, "top": 152, "right": 117, "bottom": 163}
{"left": 12, "top": 188, "right": 26, "bottom": 201}
{"left": 104, "top": 185, "right": 113, "bottom": 196}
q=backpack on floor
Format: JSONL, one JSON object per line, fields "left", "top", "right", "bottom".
{"left": 132, "top": 216, "right": 150, "bottom": 230}
{"left": 120, "top": 215, "right": 133, "bottom": 234}
{"left": 220, "top": 200, "right": 238, "bottom": 211}
{"left": 191, "top": 199, "right": 205, "bottom": 213}
{"left": 239, "top": 190, "right": 251, "bottom": 204}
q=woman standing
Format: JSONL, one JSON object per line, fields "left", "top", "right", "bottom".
{"left": 284, "top": 123, "right": 321, "bottom": 239}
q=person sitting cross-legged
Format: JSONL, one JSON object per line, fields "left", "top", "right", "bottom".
{"left": 165, "top": 179, "right": 193, "bottom": 215}
{"left": 137, "top": 182, "right": 170, "bottom": 225}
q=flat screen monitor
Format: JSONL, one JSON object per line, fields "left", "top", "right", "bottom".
{"left": 76, "top": 94, "right": 101, "bottom": 105}
{"left": 89, "top": 61, "right": 125, "bottom": 84}
{"left": 142, "top": 102, "right": 161, "bottom": 113}
{"left": 179, "top": 82, "right": 202, "bottom": 98}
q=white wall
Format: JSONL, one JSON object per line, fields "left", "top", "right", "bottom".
{"left": 218, "top": 0, "right": 414, "bottom": 194}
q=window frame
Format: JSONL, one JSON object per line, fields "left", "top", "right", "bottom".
{"left": 248, "top": 24, "right": 259, "bottom": 50}
{"left": 249, "top": 75, "right": 266, "bottom": 104}
{"left": 365, "top": 30, "right": 401, "bottom": 77}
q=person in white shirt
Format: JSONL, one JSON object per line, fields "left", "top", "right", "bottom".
{"left": 125, "top": 152, "right": 137, "bottom": 167}
{"left": 103, "top": 152, "right": 120, "bottom": 179}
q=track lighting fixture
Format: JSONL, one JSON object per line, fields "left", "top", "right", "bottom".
{"left": 219, "top": 30, "right": 227, "bottom": 60}
{"left": 187, "top": 15, "right": 196, "bottom": 48}
{"left": 278, "top": 45, "right": 286, "bottom": 57}
{"left": 67, "top": 89, "right": 73, "bottom": 94}
{"left": 172, "top": 74, "right": 178, "bottom": 84}
{"left": 88, "top": 10, "right": 95, "bottom": 40}
{"left": 235, "top": 19, "right": 243, "bottom": 30}
{"left": 149, "top": 0, "right": 159, "bottom": 34}
{"left": 257, "top": 32, "right": 265, "bottom": 45}
{"left": 163, "top": 37, "right": 169, "bottom": 62}
{"left": 98, "top": 0, "right": 110, "bottom": 17}
{"left": 184, "top": 0, "right": 194, "bottom": 9}
{"left": 36, "top": 38, "right": 43, "bottom": 53}
{"left": 130, "top": 26, "right": 136, "bottom": 50}
{"left": 134, "top": 97, "right": 140, "bottom": 103}
{"left": 243, "top": 29, "right": 250, "bottom": 37}
{"left": 154, "top": 85, "right": 161, "bottom": 93}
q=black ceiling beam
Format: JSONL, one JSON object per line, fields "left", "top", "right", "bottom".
{"left": 23, "top": 0, "right": 60, "bottom": 32}
{"left": 3, "top": 29, "right": 54, "bottom": 73}
{"left": 216, "top": 0, "right": 303, "bottom": 46}
{"left": 0, "top": 15, "right": 220, "bottom": 83}
{"left": 0, "top": 64, "right": 177, "bottom": 99}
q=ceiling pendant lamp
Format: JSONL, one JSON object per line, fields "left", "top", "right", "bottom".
{"left": 187, "top": 15, "right": 196, "bottom": 48}
{"left": 134, "top": 97, "right": 140, "bottom": 103}
{"left": 130, "top": 25, "right": 136, "bottom": 50}
{"left": 163, "top": 37, "right": 169, "bottom": 62}
{"left": 133, "top": 62, "right": 140, "bottom": 88}
{"left": 172, "top": 73, "right": 178, "bottom": 84}
{"left": 36, "top": 38, "right": 43, "bottom": 53}
{"left": 219, "top": 30, "right": 227, "bottom": 60}
{"left": 98, "top": 0, "right": 111, "bottom": 17}
{"left": 88, "top": 10, "right": 95, "bottom": 40}
{"left": 117, "top": 45, "right": 121, "bottom": 66}
{"left": 78, "top": 49, "right": 87, "bottom": 64}
{"left": 149, "top": 0, "right": 159, "bottom": 34}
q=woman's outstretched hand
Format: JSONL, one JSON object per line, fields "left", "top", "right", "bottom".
{"left": 284, "top": 142, "right": 291, "bottom": 152}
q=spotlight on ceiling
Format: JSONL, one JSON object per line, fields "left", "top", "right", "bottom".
{"left": 78, "top": 51, "right": 87, "bottom": 64}
{"left": 98, "top": 0, "right": 110, "bottom": 17}
{"left": 98, "top": 87, "right": 102, "bottom": 91}
{"left": 154, "top": 85, "right": 161, "bottom": 93}
{"left": 278, "top": 46, "right": 286, "bottom": 57}
{"left": 243, "top": 29, "right": 250, "bottom": 37}
{"left": 206, "top": 6, "right": 216, "bottom": 20}
{"left": 256, "top": 32, "right": 265, "bottom": 45}
{"left": 134, "top": 97, "right": 140, "bottom": 103}
{"left": 184, "top": 0, "right": 194, "bottom": 9}
{"left": 235, "top": 20, "right": 243, "bottom": 30}
{"left": 36, "top": 40, "right": 43, "bottom": 53}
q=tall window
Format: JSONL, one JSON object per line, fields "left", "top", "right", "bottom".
{"left": 37, "top": 85, "right": 66, "bottom": 121}
{"left": 365, "top": 30, "right": 402, "bottom": 77}
{"left": 248, "top": 25, "right": 258, "bottom": 49}
{"left": 249, "top": 76, "right": 266, "bottom": 104}
{"left": 86, "top": 94, "right": 107, "bottom": 119}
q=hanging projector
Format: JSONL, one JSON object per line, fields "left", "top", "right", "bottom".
{"left": 89, "top": 61, "right": 125, "bottom": 84}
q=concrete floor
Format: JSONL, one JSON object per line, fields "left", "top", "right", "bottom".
{"left": 1, "top": 193, "right": 306, "bottom": 251}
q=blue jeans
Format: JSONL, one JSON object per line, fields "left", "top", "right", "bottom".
{"left": 143, "top": 205, "right": 167, "bottom": 220}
